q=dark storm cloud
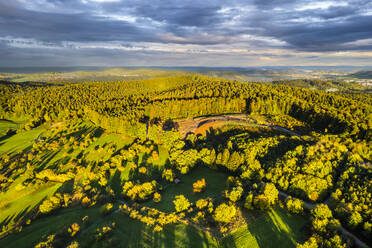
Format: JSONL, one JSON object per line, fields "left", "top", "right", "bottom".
{"left": 134, "top": 5, "right": 223, "bottom": 27}
{"left": 231, "top": 0, "right": 372, "bottom": 51}
{"left": 248, "top": 13, "right": 372, "bottom": 51}
{"left": 0, "top": 1, "right": 154, "bottom": 44}
{"left": 0, "top": 0, "right": 371, "bottom": 66}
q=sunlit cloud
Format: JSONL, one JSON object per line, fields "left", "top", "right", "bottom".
{"left": 0, "top": 0, "right": 371, "bottom": 66}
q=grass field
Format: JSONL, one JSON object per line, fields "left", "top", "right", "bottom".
{"left": 0, "top": 126, "right": 46, "bottom": 155}
{"left": 0, "top": 202, "right": 219, "bottom": 248}
{"left": 76, "top": 212, "right": 219, "bottom": 248}
{"left": 0, "top": 121, "right": 136, "bottom": 232}
{"left": 144, "top": 166, "right": 228, "bottom": 213}
{"left": 0, "top": 120, "right": 17, "bottom": 136}
{"left": 221, "top": 206, "right": 308, "bottom": 248}
{"left": 0, "top": 202, "right": 308, "bottom": 248}
{"left": 0, "top": 205, "right": 102, "bottom": 248}
{"left": 0, "top": 182, "right": 62, "bottom": 230}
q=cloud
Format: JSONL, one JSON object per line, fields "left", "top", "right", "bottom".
{"left": 0, "top": 0, "right": 371, "bottom": 66}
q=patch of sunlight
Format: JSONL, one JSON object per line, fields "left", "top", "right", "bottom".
{"left": 268, "top": 209, "right": 298, "bottom": 244}
{"left": 236, "top": 226, "right": 260, "bottom": 248}
{"left": 268, "top": 209, "right": 290, "bottom": 233}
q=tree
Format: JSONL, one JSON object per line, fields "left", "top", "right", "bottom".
{"left": 162, "top": 169, "right": 174, "bottom": 182}
{"left": 286, "top": 196, "right": 304, "bottom": 214}
{"left": 312, "top": 204, "right": 332, "bottom": 220}
{"left": 311, "top": 204, "right": 333, "bottom": 233}
{"left": 67, "top": 241, "right": 79, "bottom": 248}
{"left": 263, "top": 183, "right": 278, "bottom": 205}
{"left": 251, "top": 183, "right": 278, "bottom": 210}
{"left": 100, "top": 203, "right": 114, "bottom": 216}
{"left": 254, "top": 194, "right": 270, "bottom": 210}
{"left": 193, "top": 178, "right": 206, "bottom": 193}
{"left": 297, "top": 235, "right": 319, "bottom": 248}
{"left": 68, "top": 223, "right": 80, "bottom": 237}
{"left": 225, "top": 186, "right": 243, "bottom": 202}
{"left": 153, "top": 192, "right": 161, "bottom": 202}
{"left": 122, "top": 181, "right": 157, "bottom": 201}
{"left": 327, "top": 218, "right": 341, "bottom": 233}
{"left": 213, "top": 203, "right": 236, "bottom": 223}
{"left": 173, "top": 195, "right": 191, "bottom": 212}
{"left": 221, "top": 149, "right": 230, "bottom": 165}
{"left": 348, "top": 211, "right": 362, "bottom": 229}
{"left": 244, "top": 193, "right": 254, "bottom": 210}
{"left": 39, "top": 195, "right": 62, "bottom": 214}
{"left": 196, "top": 199, "right": 209, "bottom": 209}
{"left": 226, "top": 151, "right": 242, "bottom": 171}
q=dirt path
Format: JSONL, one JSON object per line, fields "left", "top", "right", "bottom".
{"left": 176, "top": 113, "right": 302, "bottom": 138}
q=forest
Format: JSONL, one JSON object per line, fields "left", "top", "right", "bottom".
{"left": 0, "top": 74, "right": 370, "bottom": 248}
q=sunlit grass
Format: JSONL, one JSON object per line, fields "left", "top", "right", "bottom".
{"left": 0, "top": 126, "right": 46, "bottom": 155}
{"left": 144, "top": 166, "right": 228, "bottom": 213}
{"left": 222, "top": 206, "right": 308, "bottom": 248}
{"left": 0, "top": 182, "right": 61, "bottom": 226}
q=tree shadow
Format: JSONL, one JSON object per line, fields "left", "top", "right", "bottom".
{"left": 259, "top": 137, "right": 308, "bottom": 170}
{"left": 185, "top": 224, "right": 218, "bottom": 248}
{"left": 0, "top": 129, "right": 16, "bottom": 143}
{"left": 109, "top": 170, "right": 122, "bottom": 197}
{"left": 35, "top": 150, "right": 60, "bottom": 171}
{"left": 244, "top": 207, "right": 308, "bottom": 248}
{"left": 0, "top": 192, "right": 51, "bottom": 236}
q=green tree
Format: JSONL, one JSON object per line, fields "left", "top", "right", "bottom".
{"left": 286, "top": 196, "right": 304, "bottom": 214}
{"left": 312, "top": 204, "right": 332, "bottom": 220}
{"left": 244, "top": 193, "right": 254, "bottom": 210}
{"left": 213, "top": 203, "right": 236, "bottom": 223}
{"left": 348, "top": 211, "right": 363, "bottom": 229}
{"left": 225, "top": 186, "right": 243, "bottom": 202}
{"left": 226, "top": 151, "right": 242, "bottom": 171}
{"left": 263, "top": 183, "right": 279, "bottom": 205}
{"left": 173, "top": 195, "right": 191, "bottom": 212}
{"left": 253, "top": 194, "right": 270, "bottom": 210}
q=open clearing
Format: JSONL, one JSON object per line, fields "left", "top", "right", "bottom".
{"left": 144, "top": 166, "right": 228, "bottom": 213}
{"left": 176, "top": 114, "right": 301, "bottom": 138}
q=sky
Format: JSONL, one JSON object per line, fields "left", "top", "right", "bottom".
{"left": 0, "top": 0, "right": 372, "bottom": 67}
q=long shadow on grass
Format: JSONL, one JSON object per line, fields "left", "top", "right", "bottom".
{"left": 0, "top": 130, "right": 16, "bottom": 143}
{"left": 245, "top": 208, "right": 299, "bottom": 248}
{"left": 109, "top": 170, "right": 122, "bottom": 196}
{"left": 35, "top": 150, "right": 60, "bottom": 171}
{"left": 185, "top": 224, "right": 217, "bottom": 248}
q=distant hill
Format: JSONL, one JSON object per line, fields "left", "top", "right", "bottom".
{"left": 0, "top": 67, "right": 188, "bottom": 83}
{"left": 349, "top": 71, "right": 372, "bottom": 79}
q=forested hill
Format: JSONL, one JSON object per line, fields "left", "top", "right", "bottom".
{"left": 0, "top": 75, "right": 370, "bottom": 141}
{"left": 0, "top": 74, "right": 371, "bottom": 248}
{"left": 350, "top": 71, "right": 372, "bottom": 79}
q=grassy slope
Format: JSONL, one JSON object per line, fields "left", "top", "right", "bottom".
{"left": 0, "top": 120, "right": 17, "bottom": 136}
{"left": 0, "top": 203, "right": 219, "bottom": 248}
{"left": 0, "top": 126, "right": 46, "bottom": 155}
{"left": 1, "top": 203, "right": 307, "bottom": 248}
{"left": 77, "top": 212, "right": 219, "bottom": 248}
{"left": 0, "top": 122, "right": 135, "bottom": 232}
{"left": 0, "top": 205, "right": 102, "bottom": 248}
{"left": 222, "top": 207, "right": 308, "bottom": 248}
{"left": 0, "top": 182, "right": 61, "bottom": 227}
